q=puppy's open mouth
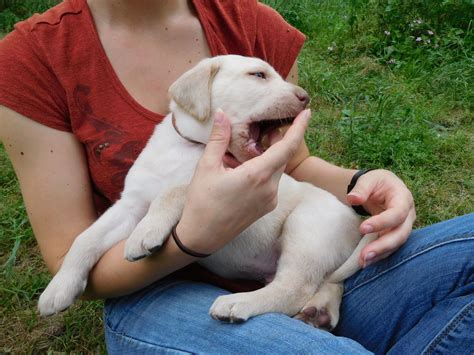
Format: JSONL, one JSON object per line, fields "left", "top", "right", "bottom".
{"left": 246, "top": 116, "right": 296, "bottom": 156}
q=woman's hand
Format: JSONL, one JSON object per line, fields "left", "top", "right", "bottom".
{"left": 346, "top": 169, "right": 416, "bottom": 267}
{"left": 176, "top": 109, "right": 311, "bottom": 255}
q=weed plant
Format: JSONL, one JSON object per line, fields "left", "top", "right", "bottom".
{"left": 1, "top": 0, "right": 473, "bottom": 352}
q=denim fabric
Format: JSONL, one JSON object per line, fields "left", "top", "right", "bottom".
{"left": 104, "top": 214, "right": 474, "bottom": 354}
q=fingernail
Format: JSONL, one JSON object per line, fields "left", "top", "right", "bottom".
{"left": 361, "top": 224, "right": 374, "bottom": 234}
{"left": 215, "top": 109, "right": 224, "bottom": 123}
{"left": 348, "top": 192, "right": 362, "bottom": 202}
{"left": 302, "top": 108, "right": 311, "bottom": 119}
{"left": 364, "top": 251, "right": 377, "bottom": 267}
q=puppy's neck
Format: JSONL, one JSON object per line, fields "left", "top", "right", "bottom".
{"left": 170, "top": 101, "right": 213, "bottom": 144}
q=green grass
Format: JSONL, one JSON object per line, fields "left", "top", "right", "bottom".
{"left": 1, "top": 0, "right": 473, "bottom": 352}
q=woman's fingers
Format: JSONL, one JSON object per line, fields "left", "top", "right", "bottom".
{"left": 247, "top": 109, "right": 311, "bottom": 173}
{"left": 360, "top": 208, "right": 416, "bottom": 267}
{"left": 223, "top": 153, "right": 241, "bottom": 169}
{"left": 200, "top": 110, "right": 232, "bottom": 168}
{"left": 360, "top": 202, "right": 409, "bottom": 234}
{"left": 346, "top": 171, "right": 381, "bottom": 206}
{"left": 360, "top": 190, "right": 413, "bottom": 234}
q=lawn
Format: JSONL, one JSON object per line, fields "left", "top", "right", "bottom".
{"left": 1, "top": 0, "right": 473, "bottom": 352}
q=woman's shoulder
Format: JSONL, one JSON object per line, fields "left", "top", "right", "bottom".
{"left": 193, "top": 0, "right": 305, "bottom": 78}
{"left": 0, "top": 0, "right": 91, "bottom": 133}
{"left": 2, "top": 0, "right": 87, "bottom": 51}
{"left": 24, "top": 0, "right": 84, "bottom": 30}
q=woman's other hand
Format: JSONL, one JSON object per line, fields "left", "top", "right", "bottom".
{"left": 176, "top": 109, "right": 311, "bottom": 255}
{"left": 347, "top": 169, "right": 416, "bottom": 267}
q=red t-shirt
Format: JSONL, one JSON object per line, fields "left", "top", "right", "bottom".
{"left": 0, "top": 0, "right": 305, "bottom": 290}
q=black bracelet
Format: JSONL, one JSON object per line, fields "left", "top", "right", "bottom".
{"left": 171, "top": 224, "right": 211, "bottom": 258}
{"left": 347, "top": 169, "right": 375, "bottom": 216}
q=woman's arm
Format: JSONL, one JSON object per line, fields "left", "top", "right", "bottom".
{"left": 0, "top": 106, "right": 98, "bottom": 274}
{"left": 284, "top": 61, "right": 415, "bottom": 266}
{"left": 284, "top": 60, "right": 357, "bottom": 202}
{"left": 290, "top": 156, "right": 356, "bottom": 203}
{"left": 0, "top": 106, "right": 197, "bottom": 298}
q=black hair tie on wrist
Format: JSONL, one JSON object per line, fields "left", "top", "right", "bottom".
{"left": 171, "top": 224, "right": 211, "bottom": 258}
{"left": 347, "top": 169, "right": 375, "bottom": 216}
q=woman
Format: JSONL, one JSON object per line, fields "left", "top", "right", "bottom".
{"left": 0, "top": 0, "right": 472, "bottom": 353}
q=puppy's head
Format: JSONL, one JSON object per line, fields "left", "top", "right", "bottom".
{"left": 169, "top": 55, "right": 309, "bottom": 162}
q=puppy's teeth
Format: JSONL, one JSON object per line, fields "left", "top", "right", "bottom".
{"left": 261, "top": 134, "right": 271, "bottom": 150}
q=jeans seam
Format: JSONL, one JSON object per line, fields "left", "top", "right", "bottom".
{"left": 343, "top": 236, "right": 474, "bottom": 297}
{"left": 421, "top": 301, "right": 474, "bottom": 354}
{"left": 105, "top": 319, "right": 194, "bottom": 354}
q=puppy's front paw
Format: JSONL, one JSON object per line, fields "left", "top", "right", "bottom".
{"left": 38, "top": 270, "right": 87, "bottom": 316}
{"left": 209, "top": 294, "right": 257, "bottom": 323}
{"left": 124, "top": 223, "right": 170, "bottom": 261}
{"left": 293, "top": 282, "right": 343, "bottom": 331}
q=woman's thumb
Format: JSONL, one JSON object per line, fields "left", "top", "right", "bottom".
{"left": 347, "top": 176, "right": 373, "bottom": 205}
{"left": 203, "top": 109, "right": 231, "bottom": 165}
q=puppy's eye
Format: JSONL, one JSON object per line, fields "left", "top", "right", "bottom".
{"left": 249, "top": 72, "right": 266, "bottom": 79}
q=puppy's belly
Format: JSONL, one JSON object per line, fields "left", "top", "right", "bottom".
{"left": 200, "top": 243, "right": 279, "bottom": 282}
{"left": 230, "top": 244, "right": 279, "bottom": 282}
{"left": 199, "top": 217, "right": 284, "bottom": 281}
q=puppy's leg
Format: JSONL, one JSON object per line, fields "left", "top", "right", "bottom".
{"left": 293, "top": 281, "right": 343, "bottom": 331}
{"left": 38, "top": 197, "right": 148, "bottom": 316}
{"left": 124, "top": 186, "right": 187, "bottom": 261}
{"left": 209, "top": 253, "right": 321, "bottom": 323}
{"left": 327, "top": 233, "right": 378, "bottom": 283}
{"left": 293, "top": 233, "right": 378, "bottom": 330}
{"left": 209, "top": 206, "right": 337, "bottom": 322}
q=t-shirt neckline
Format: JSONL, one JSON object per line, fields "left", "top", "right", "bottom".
{"left": 79, "top": 0, "right": 217, "bottom": 123}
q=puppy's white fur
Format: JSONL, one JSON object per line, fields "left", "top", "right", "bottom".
{"left": 38, "top": 55, "right": 376, "bottom": 328}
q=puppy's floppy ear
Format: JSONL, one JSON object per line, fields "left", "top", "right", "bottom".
{"left": 168, "top": 59, "right": 220, "bottom": 122}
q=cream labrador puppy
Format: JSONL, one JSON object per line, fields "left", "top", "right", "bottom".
{"left": 38, "top": 55, "right": 375, "bottom": 329}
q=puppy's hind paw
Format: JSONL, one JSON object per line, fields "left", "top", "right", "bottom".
{"left": 294, "top": 306, "right": 335, "bottom": 331}
{"left": 293, "top": 282, "right": 343, "bottom": 331}
{"left": 38, "top": 271, "right": 87, "bottom": 317}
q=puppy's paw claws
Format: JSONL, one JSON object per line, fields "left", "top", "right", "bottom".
{"left": 124, "top": 227, "right": 168, "bottom": 262}
{"left": 124, "top": 253, "right": 149, "bottom": 262}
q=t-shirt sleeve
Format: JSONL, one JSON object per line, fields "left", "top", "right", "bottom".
{"left": 0, "top": 21, "right": 70, "bottom": 131}
{"left": 254, "top": 3, "right": 306, "bottom": 79}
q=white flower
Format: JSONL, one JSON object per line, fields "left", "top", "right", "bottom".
{"left": 328, "top": 46, "right": 334, "bottom": 51}
{"left": 384, "top": 30, "right": 391, "bottom": 36}
{"left": 426, "top": 39, "right": 431, "bottom": 44}
{"left": 428, "top": 30, "right": 434, "bottom": 35}
{"left": 415, "top": 19, "right": 423, "bottom": 24}
{"left": 416, "top": 37, "right": 422, "bottom": 42}
{"left": 388, "top": 59, "right": 396, "bottom": 64}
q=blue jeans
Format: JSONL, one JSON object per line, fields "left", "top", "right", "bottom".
{"left": 104, "top": 214, "right": 474, "bottom": 354}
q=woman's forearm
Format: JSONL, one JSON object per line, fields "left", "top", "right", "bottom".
{"left": 82, "top": 235, "right": 197, "bottom": 300}
{"left": 290, "top": 156, "right": 356, "bottom": 204}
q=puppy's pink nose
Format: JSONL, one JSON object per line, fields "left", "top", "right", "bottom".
{"left": 295, "top": 88, "right": 310, "bottom": 107}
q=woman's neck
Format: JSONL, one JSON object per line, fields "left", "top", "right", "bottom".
{"left": 87, "top": 0, "right": 192, "bottom": 27}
